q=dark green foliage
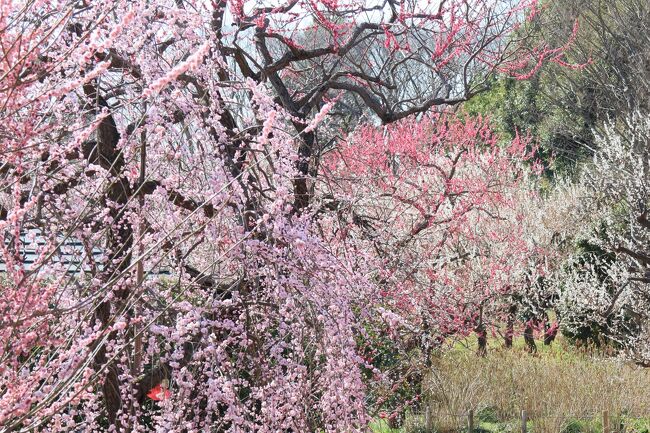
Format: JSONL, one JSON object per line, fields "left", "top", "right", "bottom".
{"left": 465, "top": 0, "right": 650, "bottom": 177}
{"left": 359, "top": 324, "right": 425, "bottom": 429}
{"left": 561, "top": 418, "right": 586, "bottom": 433}
{"left": 477, "top": 407, "right": 500, "bottom": 424}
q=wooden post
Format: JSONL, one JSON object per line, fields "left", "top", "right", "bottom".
{"left": 468, "top": 409, "right": 474, "bottom": 433}
{"left": 603, "top": 410, "right": 610, "bottom": 433}
{"left": 425, "top": 405, "right": 432, "bottom": 431}
{"left": 521, "top": 410, "right": 527, "bottom": 433}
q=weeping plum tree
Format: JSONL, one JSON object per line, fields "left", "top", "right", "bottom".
{"left": 0, "top": 0, "right": 574, "bottom": 431}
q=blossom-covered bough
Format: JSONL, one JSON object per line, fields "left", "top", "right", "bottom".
{"left": 0, "top": 0, "right": 574, "bottom": 431}
{"left": 552, "top": 113, "right": 650, "bottom": 365}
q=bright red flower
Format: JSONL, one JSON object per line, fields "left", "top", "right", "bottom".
{"left": 147, "top": 384, "right": 171, "bottom": 401}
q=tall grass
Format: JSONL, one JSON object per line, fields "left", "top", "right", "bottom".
{"left": 420, "top": 340, "right": 650, "bottom": 433}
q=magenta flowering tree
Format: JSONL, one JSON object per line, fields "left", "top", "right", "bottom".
{"left": 322, "top": 113, "right": 546, "bottom": 361}
{"left": 0, "top": 0, "right": 574, "bottom": 431}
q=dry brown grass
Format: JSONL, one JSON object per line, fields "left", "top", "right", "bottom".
{"left": 420, "top": 341, "right": 650, "bottom": 433}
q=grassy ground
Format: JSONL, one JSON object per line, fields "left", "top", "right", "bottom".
{"left": 370, "top": 335, "right": 650, "bottom": 433}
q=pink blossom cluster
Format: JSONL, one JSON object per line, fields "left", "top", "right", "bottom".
{"left": 142, "top": 42, "right": 212, "bottom": 98}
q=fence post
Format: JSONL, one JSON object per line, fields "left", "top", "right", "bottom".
{"left": 521, "top": 410, "right": 527, "bottom": 433}
{"left": 603, "top": 410, "right": 610, "bottom": 433}
{"left": 468, "top": 409, "right": 474, "bottom": 433}
{"left": 424, "top": 405, "right": 432, "bottom": 431}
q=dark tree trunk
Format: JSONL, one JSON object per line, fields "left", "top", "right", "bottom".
{"left": 83, "top": 83, "right": 133, "bottom": 428}
{"left": 544, "top": 321, "right": 559, "bottom": 345}
{"left": 504, "top": 304, "right": 516, "bottom": 348}
{"left": 476, "top": 323, "right": 487, "bottom": 357}
{"left": 524, "top": 322, "right": 537, "bottom": 354}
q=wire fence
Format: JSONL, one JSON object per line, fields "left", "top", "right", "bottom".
{"left": 397, "top": 409, "right": 650, "bottom": 433}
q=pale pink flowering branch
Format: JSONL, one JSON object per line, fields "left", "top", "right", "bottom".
{"left": 303, "top": 96, "right": 339, "bottom": 134}
{"left": 257, "top": 110, "right": 277, "bottom": 149}
{"left": 79, "top": 10, "right": 136, "bottom": 65}
{"left": 142, "top": 41, "right": 211, "bottom": 98}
